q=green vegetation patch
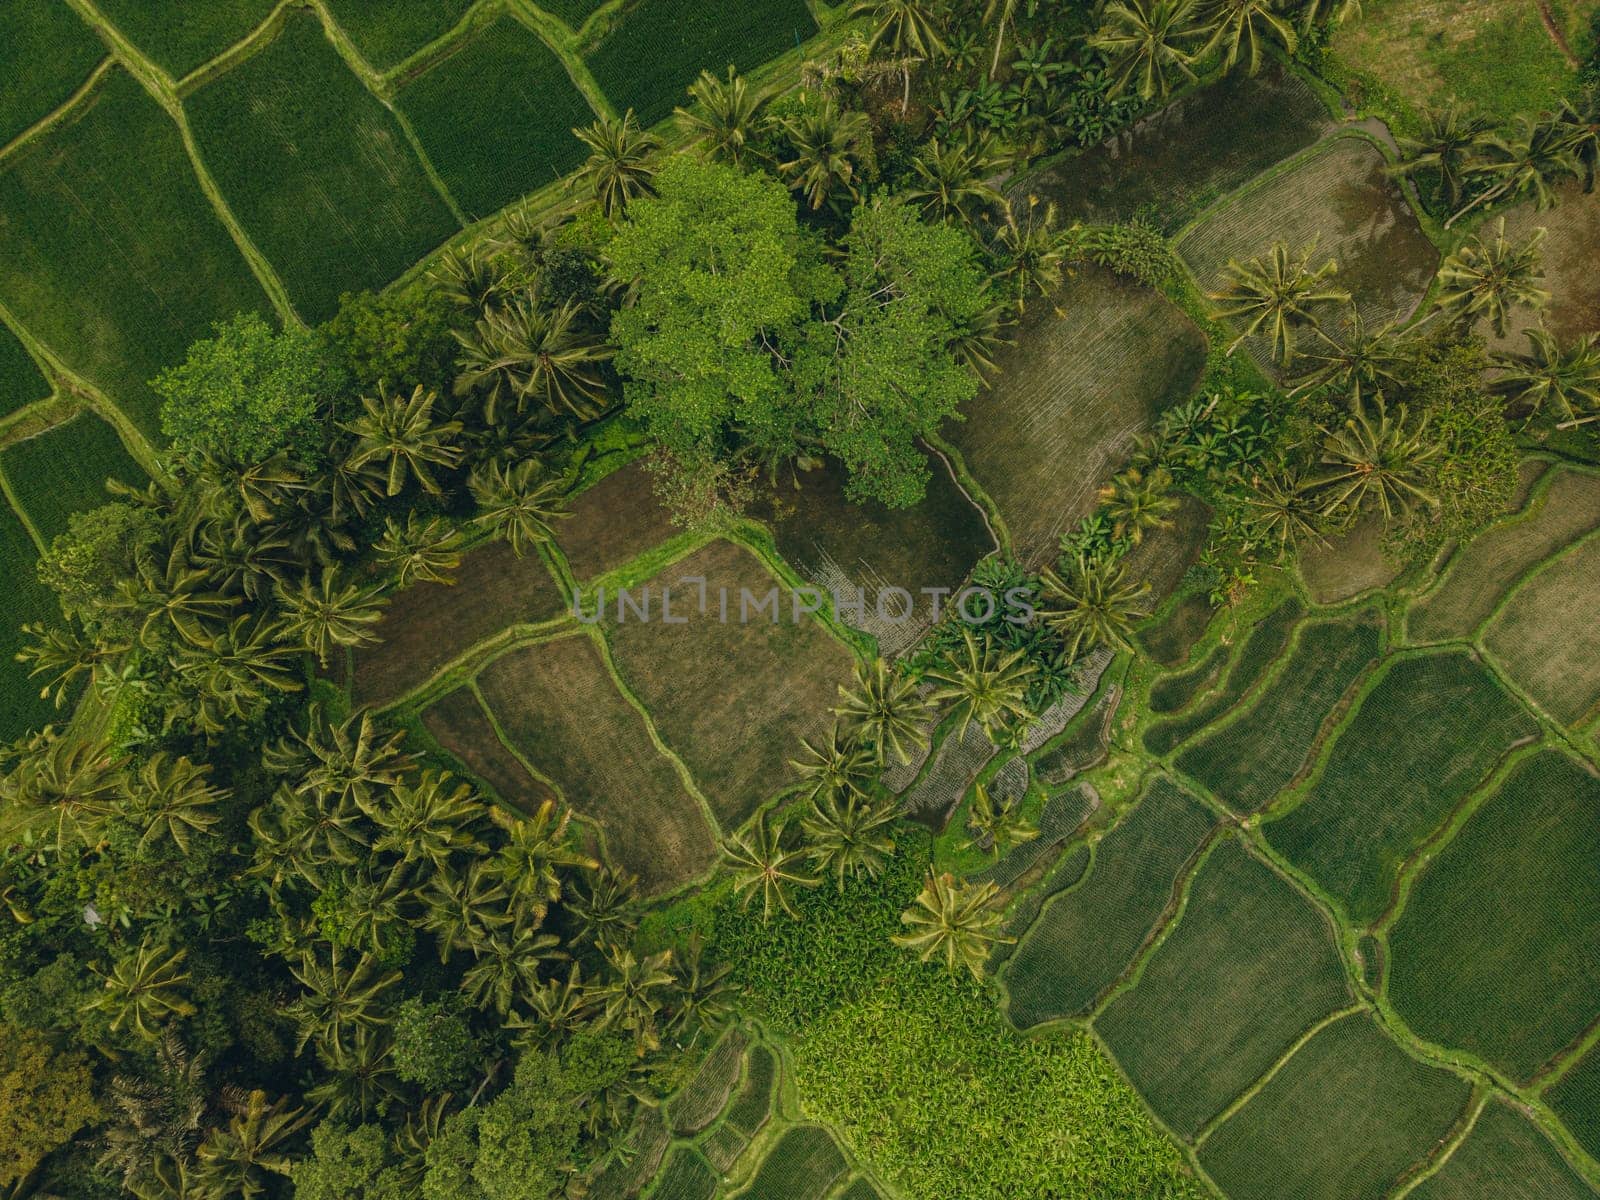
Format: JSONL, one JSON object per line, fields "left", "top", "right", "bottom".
{"left": 477, "top": 634, "right": 718, "bottom": 892}
{"left": 589, "top": 1106, "right": 671, "bottom": 1200}
{"left": 1267, "top": 650, "right": 1538, "bottom": 926}
{"left": 1149, "top": 642, "right": 1227, "bottom": 715}
{"left": 0, "top": 67, "right": 270, "bottom": 439}
{"left": 733, "top": 1125, "right": 847, "bottom": 1200}
{"left": 1096, "top": 839, "right": 1351, "bottom": 1137}
{"left": 835, "top": 1180, "right": 885, "bottom": 1200}
{"left": 91, "top": 0, "right": 277, "bottom": 78}
{"left": 1020, "top": 66, "right": 1333, "bottom": 232}
{"left": 585, "top": 0, "right": 819, "bottom": 127}
{"left": 1411, "top": 1098, "right": 1596, "bottom": 1200}
{"left": 1409, "top": 468, "right": 1600, "bottom": 643}
{"left": 1298, "top": 512, "right": 1403, "bottom": 605}
{"left": 0, "top": 411, "right": 145, "bottom": 545}
{"left": 1388, "top": 749, "right": 1600, "bottom": 1082}
{"left": 1144, "top": 596, "right": 1303, "bottom": 757}
{"left": 1176, "top": 612, "right": 1383, "bottom": 813}
{"left": 972, "top": 785, "right": 1096, "bottom": 890}
{"left": 542, "top": 0, "right": 609, "bottom": 29}
{"left": 354, "top": 540, "right": 565, "bottom": 706}
{"left": 0, "top": 3, "right": 105, "bottom": 146}
{"left": 1199, "top": 1012, "right": 1472, "bottom": 1200}
{"left": 421, "top": 687, "right": 557, "bottom": 808}
{"left": 669, "top": 1025, "right": 748, "bottom": 1136}
{"left": 1483, "top": 533, "right": 1600, "bottom": 726}
{"left": 187, "top": 12, "right": 459, "bottom": 321}
{"left": 324, "top": 0, "right": 475, "bottom": 70}
{"left": 724, "top": 1042, "right": 777, "bottom": 1136}
{"left": 650, "top": 1146, "right": 719, "bottom": 1200}
{"left": 557, "top": 460, "right": 680, "bottom": 582}
{"left": 1003, "top": 777, "right": 1215, "bottom": 1027}
{"left": 1547, "top": 1044, "right": 1600, "bottom": 1164}
{"left": 398, "top": 16, "right": 596, "bottom": 220}
{"left": 1178, "top": 136, "right": 1438, "bottom": 333}
{"left": 606, "top": 539, "right": 857, "bottom": 832}
{"left": 1137, "top": 591, "right": 1214, "bottom": 667}
{"left": 0, "top": 322, "right": 51, "bottom": 422}
{"left": 947, "top": 267, "right": 1206, "bottom": 565}
{"left": 0, "top": 500, "right": 57, "bottom": 744}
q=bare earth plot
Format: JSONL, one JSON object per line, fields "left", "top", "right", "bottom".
{"left": 1096, "top": 838, "right": 1351, "bottom": 1139}
{"left": 946, "top": 267, "right": 1206, "bottom": 566}
{"left": 1387, "top": 749, "right": 1600, "bottom": 1083}
{"left": 749, "top": 454, "right": 994, "bottom": 656}
{"left": 1137, "top": 591, "right": 1214, "bottom": 667}
{"left": 605, "top": 539, "right": 857, "bottom": 832}
{"left": 555, "top": 459, "right": 681, "bottom": 582}
{"left": 186, "top": 11, "right": 460, "bottom": 321}
{"left": 1482, "top": 531, "right": 1600, "bottom": 726}
{"left": 1120, "top": 493, "right": 1210, "bottom": 605}
{"left": 0, "top": 67, "right": 272, "bottom": 440}
{"left": 0, "top": 3, "right": 106, "bottom": 146}
{"left": 1198, "top": 1012, "right": 1472, "bottom": 1200}
{"left": 1017, "top": 66, "right": 1334, "bottom": 232}
{"left": 1298, "top": 511, "right": 1404, "bottom": 605}
{"left": 420, "top": 687, "right": 556, "bottom": 809}
{"left": 1484, "top": 184, "right": 1600, "bottom": 351}
{"left": 1265, "top": 649, "right": 1538, "bottom": 926}
{"left": 477, "top": 632, "right": 717, "bottom": 893}
{"left": 1411, "top": 1098, "right": 1597, "bottom": 1200}
{"left": 1407, "top": 467, "right": 1600, "bottom": 644}
{"left": 1178, "top": 136, "right": 1438, "bottom": 333}
{"left": 353, "top": 539, "right": 565, "bottom": 707}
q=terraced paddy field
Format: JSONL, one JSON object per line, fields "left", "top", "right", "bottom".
{"left": 1296, "top": 512, "right": 1404, "bottom": 604}
{"left": 0, "top": 4, "right": 106, "bottom": 147}
{"left": 1411, "top": 1099, "right": 1597, "bottom": 1200}
{"left": 0, "top": 321, "right": 52, "bottom": 423}
{"left": 0, "top": 410, "right": 146, "bottom": 544}
{"left": 1482, "top": 533, "right": 1600, "bottom": 727}
{"left": 555, "top": 459, "right": 683, "bottom": 583}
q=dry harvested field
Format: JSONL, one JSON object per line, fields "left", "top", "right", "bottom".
{"left": 477, "top": 633, "right": 717, "bottom": 893}
{"left": 605, "top": 539, "right": 858, "bottom": 831}
{"left": 420, "top": 686, "right": 555, "bottom": 809}
{"left": 1297, "top": 511, "right": 1404, "bottom": 605}
{"left": 1482, "top": 531, "right": 1600, "bottom": 726}
{"left": 1485, "top": 184, "right": 1600, "bottom": 351}
{"left": 946, "top": 267, "right": 1206, "bottom": 565}
{"left": 555, "top": 458, "right": 682, "bottom": 582}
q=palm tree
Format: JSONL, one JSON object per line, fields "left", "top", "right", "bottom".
{"left": 676, "top": 68, "right": 767, "bottom": 165}
{"left": 116, "top": 551, "right": 237, "bottom": 651}
{"left": 306, "top": 1023, "right": 401, "bottom": 1122}
{"left": 469, "top": 459, "right": 570, "bottom": 556}
{"left": 15, "top": 620, "right": 126, "bottom": 709}
{"left": 271, "top": 707, "right": 414, "bottom": 817}
{"left": 1198, "top": 0, "right": 1297, "bottom": 75}
{"left": 834, "top": 657, "right": 933, "bottom": 766}
{"left": 373, "top": 513, "right": 464, "bottom": 589}
{"left": 1039, "top": 551, "right": 1151, "bottom": 660}
{"left": 1553, "top": 94, "right": 1599, "bottom": 192}
{"left": 88, "top": 940, "right": 196, "bottom": 1041}
{"left": 568, "top": 865, "right": 639, "bottom": 948}
{"left": 1493, "top": 328, "right": 1600, "bottom": 426}
{"left": 592, "top": 944, "right": 676, "bottom": 1054}
{"left": 964, "top": 781, "right": 1037, "bottom": 858}
{"left": 99, "top": 1031, "right": 209, "bottom": 1190}
{"left": 722, "top": 810, "right": 820, "bottom": 922}
{"left": 893, "top": 871, "right": 1011, "bottom": 981}
{"left": 922, "top": 629, "right": 1035, "bottom": 740}
{"left": 247, "top": 787, "right": 361, "bottom": 891}
{"left": 510, "top": 963, "right": 592, "bottom": 1050}
{"left": 1294, "top": 0, "right": 1361, "bottom": 28}
{"left": 193, "top": 1090, "right": 309, "bottom": 1200}
{"left": 801, "top": 790, "right": 898, "bottom": 887}
{"left": 573, "top": 110, "right": 658, "bottom": 218}
{"left": 453, "top": 295, "right": 612, "bottom": 425}
{"left": 1242, "top": 466, "right": 1326, "bottom": 558}
{"left": 124, "top": 754, "right": 223, "bottom": 857}
{"left": 342, "top": 385, "right": 463, "bottom": 497}
{"left": 1434, "top": 219, "right": 1548, "bottom": 337}
{"left": 420, "top": 859, "right": 512, "bottom": 961}
{"left": 777, "top": 98, "right": 874, "bottom": 210}
{"left": 1392, "top": 104, "right": 1494, "bottom": 211}
{"left": 950, "top": 294, "right": 1012, "bottom": 381}
{"left": 461, "top": 920, "right": 563, "bottom": 1017}
{"left": 670, "top": 934, "right": 735, "bottom": 1035}
{"left": 1089, "top": 0, "right": 1201, "bottom": 101}
{"left": 985, "top": 0, "right": 1020, "bottom": 77}
{"left": 1097, "top": 465, "right": 1177, "bottom": 545}
{"left": 285, "top": 947, "right": 399, "bottom": 1057}
{"left": 1447, "top": 115, "right": 1580, "bottom": 228}
{"left": 992, "top": 197, "right": 1081, "bottom": 315}
{"left": 789, "top": 722, "right": 876, "bottom": 803}
{"left": 1212, "top": 242, "right": 1350, "bottom": 367}
{"left": 491, "top": 800, "right": 598, "bottom": 921}
{"left": 0, "top": 729, "right": 122, "bottom": 853}
{"left": 371, "top": 770, "right": 483, "bottom": 871}
{"left": 1288, "top": 308, "right": 1413, "bottom": 401}
{"left": 851, "top": 0, "right": 946, "bottom": 60}
{"left": 433, "top": 245, "right": 510, "bottom": 320}
{"left": 1312, "top": 393, "right": 1441, "bottom": 521}
{"left": 904, "top": 137, "right": 1005, "bottom": 226}
{"left": 273, "top": 569, "right": 388, "bottom": 667}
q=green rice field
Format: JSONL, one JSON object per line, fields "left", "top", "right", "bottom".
{"left": 0, "top": 3, "right": 106, "bottom": 146}
{"left": 91, "top": 0, "right": 277, "bottom": 79}
{"left": 0, "top": 320, "right": 50, "bottom": 422}
{"left": 0, "top": 411, "right": 146, "bottom": 545}
{"left": 1411, "top": 1098, "right": 1596, "bottom": 1200}
{"left": 323, "top": 0, "right": 477, "bottom": 71}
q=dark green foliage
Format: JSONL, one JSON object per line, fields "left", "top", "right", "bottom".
{"left": 652, "top": 1147, "right": 719, "bottom": 1200}
{"left": 1002, "top": 778, "right": 1215, "bottom": 1027}
{"left": 540, "top": 0, "right": 608, "bottom": 27}
{"left": 1096, "top": 839, "right": 1351, "bottom": 1136}
{"left": 1546, "top": 1044, "right": 1600, "bottom": 1163}
{"left": 1, "top": 413, "right": 145, "bottom": 545}
{"left": 0, "top": 3, "right": 105, "bottom": 145}
{"left": 1267, "top": 651, "right": 1539, "bottom": 925}
{"left": 392, "top": 996, "right": 478, "bottom": 1092}
{"left": 91, "top": 0, "right": 277, "bottom": 77}
{"left": 324, "top": 0, "right": 475, "bottom": 70}
{"left": 1199, "top": 1014, "right": 1472, "bottom": 1200}
{"left": 0, "top": 502, "right": 60, "bottom": 743}
{"left": 1410, "top": 1099, "right": 1596, "bottom": 1200}
{"left": 1388, "top": 750, "right": 1600, "bottom": 1083}
{"left": 585, "top": 0, "right": 818, "bottom": 126}
{"left": 1143, "top": 597, "right": 1303, "bottom": 757}
{"left": 734, "top": 1126, "right": 846, "bottom": 1200}
{"left": 1148, "top": 642, "right": 1227, "bottom": 714}
{"left": 399, "top": 17, "right": 596, "bottom": 219}
{"left": 0, "top": 67, "right": 271, "bottom": 439}
{"left": 0, "top": 1024, "right": 100, "bottom": 1188}
{"left": 319, "top": 284, "right": 458, "bottom": 399}
{"left": 187, "top": 12, "right": 459, "bottom": 320}
{"left": 291, "top": 1121, "right": 413, "bottom": 1200}
{"left": 1175, "top": 614, "right": 1383, "bottom": 813}
{"left": 35, "top": 500, "right": 162, "bottom": 635}
{"left": 0, "top": 322, "right": 50, "bottom": 421}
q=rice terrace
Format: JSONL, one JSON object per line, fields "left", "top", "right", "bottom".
{"left": 5, "top": 0, "right": 1600, "bottom": 1198}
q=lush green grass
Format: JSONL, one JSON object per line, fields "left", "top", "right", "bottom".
{"left": 0, "top": 411, "right": 146, "bottom": 545}
{"left": 324, "top": 0, "right": 475, "bottom": 70}
{"left": 0, "top": 3, "right": 105, "bottom": 146}
{"left": 1096, "top": 839, "right": 1351, "bottom": 1137}
{"left": 0, "top": 321, "right": 51, "bottom": 421}
{"left": 1199, "top": 1013, "right": 1472, "bottom": 1200}
{"left": 187, "top": 12, "right": 459, "bottom": 321}
{"left": 1176, "top": 613, "right": 1383, "bottom": 813}
{"left": 585, "top": 0, "right": 819, "bottom": 127}
{"left": 0, "top": 68, "right": 270, "bottom": 440}
{"left": 1411, "top": 1099, "right": 1596, "bottom": 1200}
{"left": 91, "top": 0, "right": 276, "bottom": 78}
{"left": 1266, "top": 650, "right": 1540, "bottom": 926}
{"left": 1148, "top": 643, "right": 1227, "bottom": 715}
{"left": 1547, "top": 1044, "right": 1600, "bottom": 1163}
{"left": 669, "top": 1026, "right": 747, "bottom": 1136}
{"left": 733, "top": 1126, "right": 847, "bottom": 1200}
{"left": 398, "top": 16, "right": 596, "bottom": 221}
{"left": 1388, "top": 749, "right": 1600, "bottom": 1083}
{"left": 1002, "top": 778, "right": 1215, "bottom": 1027}
{"left": 1143, "top": 597, "right": 1303, "bottom": 757}
{"left": 0, "top": 499, "right": 57, "bottom": 744}
{"left": 724, "top": 1043, "right": 776, "bottom": 1136}
{"left": 1483, "top": 533, "right": 1600, "bottom": 726}
{"left": 651, "top": 1147, "right": 718, "bottom": 1200}
{"left": 1019, "top": 66, "right": 1332, "bottom": 232}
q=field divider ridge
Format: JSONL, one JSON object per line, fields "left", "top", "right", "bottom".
{"left": 1385, "top": 1086, "right": 1490, "bottom": 1200}
{"left": 175, "top": 0, "right": 298, "bottom": 95}
{"left": 0, "top": 56, "right": 117, "bottom": 168}
{"left": 373, "top": 613, "right": 578, "bottom": 716}
{"left": 0, "top": 458, "right": 47, "bottom": 555}
{"left": 507, "top": 0, "right": 619, "bottom": 122}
